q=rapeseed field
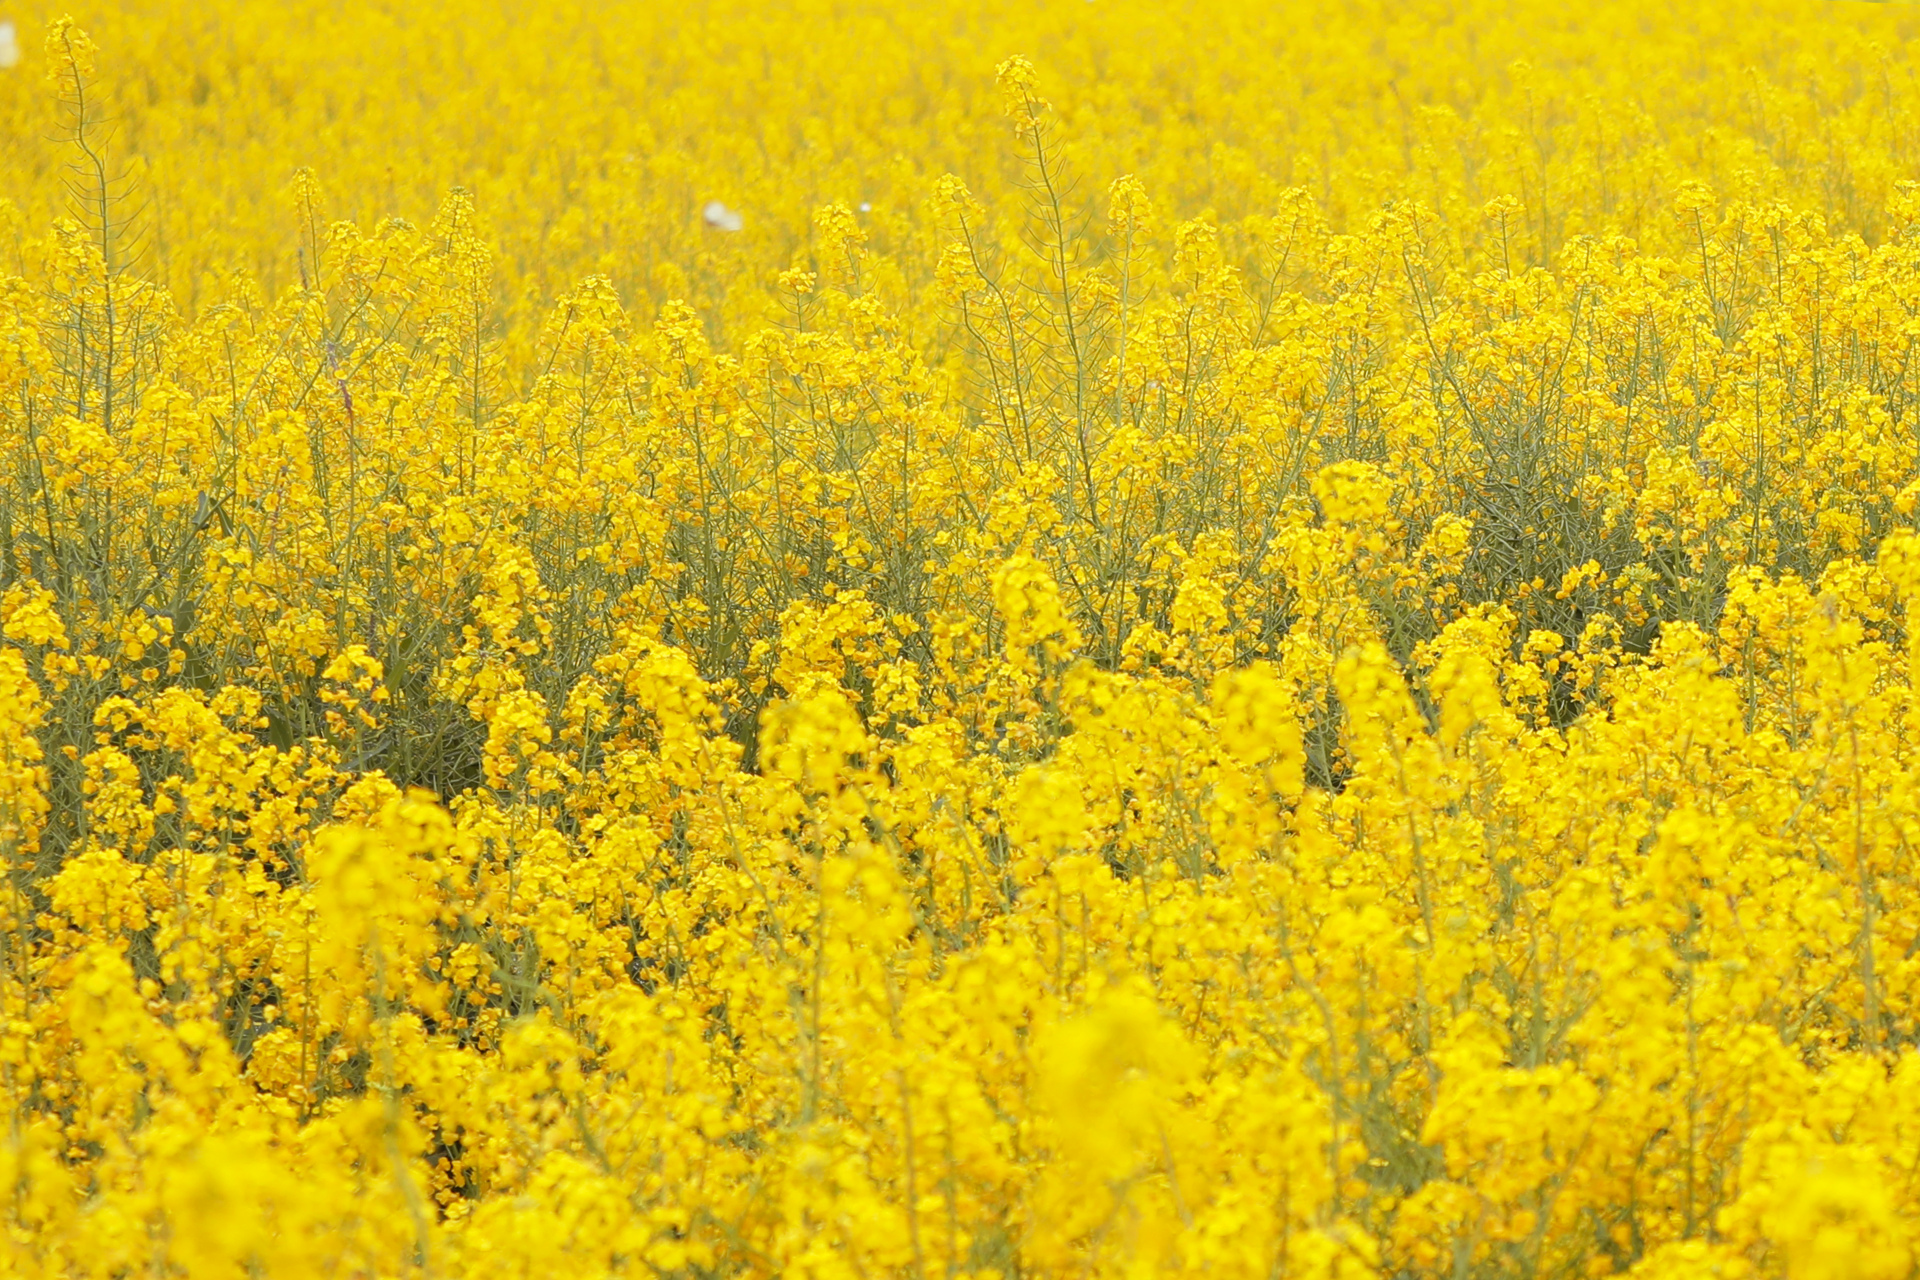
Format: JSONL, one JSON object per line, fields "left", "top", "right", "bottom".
{"left": 4, "top": 0, "right": 1920, "bottom": 1274}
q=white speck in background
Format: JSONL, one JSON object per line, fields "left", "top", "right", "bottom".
{"left": 0, "top": 22, "right": 21, "bottom": 69}
{"left": 702, "top": 201, "right": 744, "bottom": 233}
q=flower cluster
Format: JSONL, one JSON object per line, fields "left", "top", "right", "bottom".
{"left": 3, "top": 2, "right": 1920, "bottom": 1277}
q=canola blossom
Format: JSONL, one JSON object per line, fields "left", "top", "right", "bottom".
{"left": 3, "top": 1, "right": 1920, "bottom": 1276}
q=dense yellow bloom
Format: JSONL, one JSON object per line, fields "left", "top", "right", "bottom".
{"left": 3, "top": 0, "right": 1920, "bottom": 1276}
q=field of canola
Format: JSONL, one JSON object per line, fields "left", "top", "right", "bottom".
{"left": 7, "top": 0, "right": 1920, "bottom": 1275}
